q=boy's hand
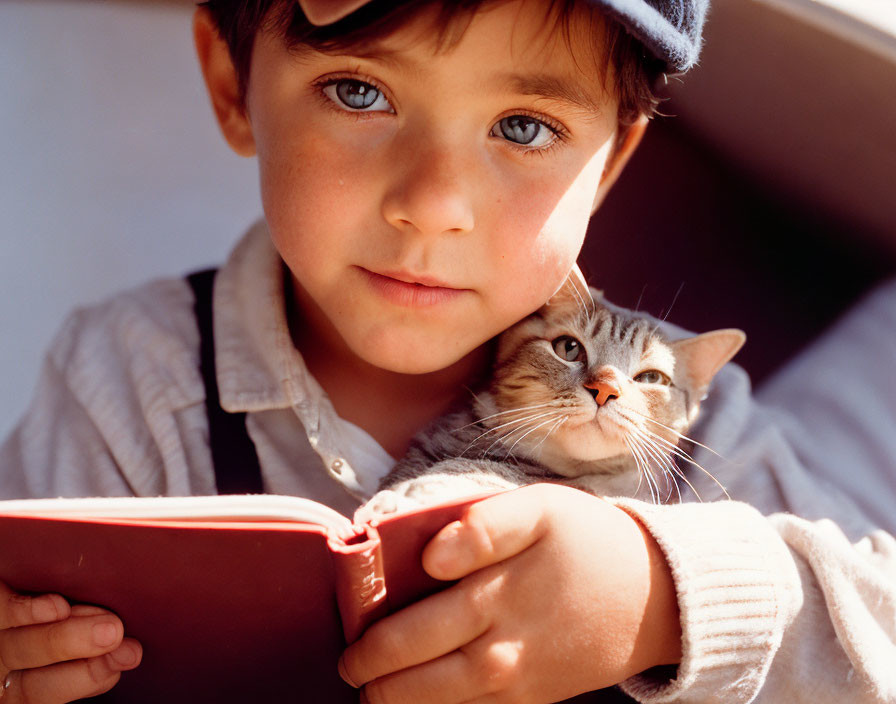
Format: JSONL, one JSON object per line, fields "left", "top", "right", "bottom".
{"left": 0, "top": 581, "right": 141, "bottom": 703}
{"left": 340, "top": 484, "right": 681, "bottom": 704}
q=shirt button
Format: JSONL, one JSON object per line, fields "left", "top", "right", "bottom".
{"left": 331, "top": 459, "right": 344, "bottom": 475}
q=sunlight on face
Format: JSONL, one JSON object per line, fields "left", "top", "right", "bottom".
{"left": 245, "top": 0, "right": 621, "bottom": 374}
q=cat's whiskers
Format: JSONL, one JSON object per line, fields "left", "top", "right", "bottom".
{"left": 627, "top": 428, "right": 685, "bottom": 503}
{"left": 496, "top": 409, "right": 570, "bottom": 446}
{"left": 626, "top": 437, "right": 647, "bottom": 497}
{"left": 628, "top": 422, "right": 730, "bottom": 500}
{"left": 636, "top": 445, "right": 662, "bottom": 504}
{"left": 624, "top": 435, "right": 661, "bottom": 504}
{"left": 626, "top": 408, "right": 724, "bottom": 459}
{"left": 456, "top": 402, "right": 559, "bottom": 433}
{"left": 639, "top": 428, "right": 728, "bottom": 499}
{"left": 622, "top": 436, "right": 647, "bottom": 499}
{"left": 641, "top": 444, "right": 667, "bottom": 504}
{"left": 476, "top": 409, "right": 561, "bottom": 441}
{"left": 464, "top": 409, "right": 562, "bottom": 458}
{"left": 636, "top": 433, "right": 681, "bottom": 504}
{"left": 566, "top": 271, "right": 596, "bottom": 320}
{"left": 500, "top": 414, "right": 569, "bottom": 461}
{"left": 611, "top": 406, "right": 700, "bottom": 502}
{"left": 635, "top": 432, "right": 693, "bottom": 503}
{"left": 475, "top": 409, "right": 571, "bottom": 459}
{"left": 661, "top": 282, "right": 685, "bottom": 323}
{"left": 527, "top": 415, "right": 569, "bottom": 459}
{"left": 623, "top": 437, "right": 648, "bottom": 500}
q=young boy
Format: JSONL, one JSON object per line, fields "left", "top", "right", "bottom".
{"left": 1, "top": 0, "right": 895, "bottom": 702}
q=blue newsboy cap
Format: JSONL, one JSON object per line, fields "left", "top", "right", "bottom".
{"left": 299, "top": 0, "right": 710, "bottom": 73}
{"left": 590, "top": 0, "right": 710, "bottom": 72}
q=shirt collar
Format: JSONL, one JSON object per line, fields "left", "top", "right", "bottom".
{"left": 213, "top": 220, "right": 323, "bottom": 413}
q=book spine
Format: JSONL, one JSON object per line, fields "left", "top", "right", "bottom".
{"left": 328, "top": 526, "right": 389, "bottom": 643}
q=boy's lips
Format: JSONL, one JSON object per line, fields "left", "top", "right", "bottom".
{"left": 359, "top": 267, "right": 468, "bottom": 307}
{"left": 374, "top": 269, "right": 458, "bottom": 289}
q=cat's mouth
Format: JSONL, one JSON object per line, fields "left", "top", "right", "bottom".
{"left": 591, "top": 406, "right": 627, "bottom": 434}
{"left": 543, "top": 401, "right": 633, "bottom": 454}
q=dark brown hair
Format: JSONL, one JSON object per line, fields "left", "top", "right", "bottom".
{"left": 199, "top": 0, "right": 663, "bottom": 136}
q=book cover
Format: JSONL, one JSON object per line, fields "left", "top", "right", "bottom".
{"left": 0, "top": 495, "right": 631, "bottom": 703}
{"left": 0, "top": 495, "right": 483, "bottom": 702}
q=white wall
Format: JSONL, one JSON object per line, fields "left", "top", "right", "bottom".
{"left": 0, "top": 1, "right": 262, "bottom": 438}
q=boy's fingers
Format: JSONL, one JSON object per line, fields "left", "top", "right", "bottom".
{"left": 103, "top": 638, "right": 143, "bottom": 671}
{"left": 363, "top": 637, "right": 530, "bottom": 704}
{"left": 341, "top": 572, "right": 500, "bottom": 687}
{"left": 68, "top": 605, "right": 109, "bottom": 618}
{"left": 1, "top": 640, "right": 141, "bottom": 704}
{"left": 0, "top": 615, "right": 124, "bottom": 673}
{"left": 0, "top": 582, "right": 70, "bottom": 630}
{"left": 4, "top": 640, "right": 140, "bottom": 704}
{"left": 363, "top": 650, "right": 483, "bottom": 704}
{"left": 422, "top": 485, "right": 562, "bottom": 580}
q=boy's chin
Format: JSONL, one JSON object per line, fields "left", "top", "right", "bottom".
{"left": 360, "top": 351, "right": 473, "bottom": 376}
{"left": 349, "top": 338, "right": 488, "bottom": 377}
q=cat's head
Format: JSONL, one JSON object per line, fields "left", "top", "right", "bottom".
{"left": 475, "top": 281, "right": 745, "bottom": 478}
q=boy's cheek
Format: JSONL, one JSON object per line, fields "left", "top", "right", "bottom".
{"left": 494, "top": 157, "right": 607, "bottom": 256}
{"left": 554, "top": 146, "right": 615, "bottom": 218}
{"left": 259, "top": 153, "right": 380, "bottom": 247}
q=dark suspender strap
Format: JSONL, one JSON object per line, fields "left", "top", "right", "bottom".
{"left": 187, "top": 269, "right": 265, "bottom": 495}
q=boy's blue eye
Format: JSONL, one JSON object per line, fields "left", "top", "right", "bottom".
{"left": 337, "top": 80, "right": 378, "bottom": 108}
{"left": 323, "top": 79, "right": 393, "bottom": 112}
{"left": 492, "top": 116, "right": 555, "bottom": 148}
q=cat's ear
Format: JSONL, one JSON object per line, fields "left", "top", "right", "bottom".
{"left": 545, "top": 264, "right": 600, "bottom": 311}
{"left": 672, "top": 329, "right": 746, "bottom": 398}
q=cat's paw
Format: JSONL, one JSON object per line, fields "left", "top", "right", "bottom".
{"left": 399, "top": 478, "right": 463, "bottom": 504}
{"left": 354, "top": 489, "right": 423, "bottom": 524}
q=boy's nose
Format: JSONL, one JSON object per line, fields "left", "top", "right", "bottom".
{"left": 381, "top": 143, "right": 475, "bottom": 236}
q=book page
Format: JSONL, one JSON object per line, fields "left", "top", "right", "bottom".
{"left": 0, "top": 494, "right": 354, "bottom": 533}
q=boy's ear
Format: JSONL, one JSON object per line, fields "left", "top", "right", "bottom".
{"left": 193, "top": 8, "right": 256, "bottom": 158}
{"left": 590, "top": 115, "right": 649, "bottom": 214}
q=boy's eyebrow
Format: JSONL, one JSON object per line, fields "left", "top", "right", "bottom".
{"left": 330, "top": 52, "right": 606, "bottom": 116}
{"left": 498, "top": 72, "right": 606, "bottom": 115}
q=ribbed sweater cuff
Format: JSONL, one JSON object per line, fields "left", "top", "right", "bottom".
{"left": 609, "top": 499, "right": 798, "bottom": 704}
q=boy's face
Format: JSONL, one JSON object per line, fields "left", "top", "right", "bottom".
{"left": 218, "top": 0, "right": 634, "bottom": 375}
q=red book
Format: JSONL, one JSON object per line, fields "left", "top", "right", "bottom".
{"left": 0, "top": 495, "right": 629, "bottom": 703}
{"left": 0, "top": 495, "right": 488, "bottom": 702}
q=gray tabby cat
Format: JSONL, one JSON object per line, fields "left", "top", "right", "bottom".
{"left": 360, "top": 282, "right": 745, "bottom": 519}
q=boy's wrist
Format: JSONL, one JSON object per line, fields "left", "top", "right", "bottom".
{"left": 633, "top": 516, "right": 683, "bottom": 670}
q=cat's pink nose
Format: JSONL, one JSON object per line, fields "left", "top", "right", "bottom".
{"left": 585, "top": 380, "right": 620, "bottom": 406}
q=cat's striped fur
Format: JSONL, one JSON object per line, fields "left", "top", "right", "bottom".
{"left": 362, "top": 285, "right": 744, "bottom": 517}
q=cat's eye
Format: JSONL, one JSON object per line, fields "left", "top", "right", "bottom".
{"left": 634, "top": 370, "right": 671, "bottom": 385}
{"left": 551, "top": 336, "right": 586, "bottom": 363}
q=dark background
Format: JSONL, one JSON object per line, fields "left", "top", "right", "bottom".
{"left": 583, "top": 115, "right": 894, "bottom": 384}
{"left": 579, "top": 2, "right": 896, "bottom": 385}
